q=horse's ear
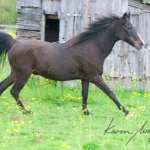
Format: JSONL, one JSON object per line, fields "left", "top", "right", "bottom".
{"left": 123, "top": 12, "right": 128, "bottom": 19}
{"left": 127, "top": 12, "right": 130, "bottom": 20}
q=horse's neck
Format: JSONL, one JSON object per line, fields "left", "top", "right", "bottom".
{"left": 95, "top": 28, "right": 118, "bottom": 58}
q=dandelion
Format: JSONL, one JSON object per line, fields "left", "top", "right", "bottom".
{"left": 51, "top": 137, "right": 54, "bottom": 140}
{"left": 61, "top": 142, "right": 67, "bottom": 147}
{"left": 66, "top": 145, "right": 71, "bottom": 148}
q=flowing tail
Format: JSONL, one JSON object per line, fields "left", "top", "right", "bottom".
{"left": 0, "top": 32, "right": 16, "bottom": 68}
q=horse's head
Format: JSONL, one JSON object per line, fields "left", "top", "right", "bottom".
{"left": 116, "top": 12, "right": 144, "bottom": 50}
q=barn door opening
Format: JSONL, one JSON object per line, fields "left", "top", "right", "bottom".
{"left": 45, "top": 15, "right": 59, "bottom": 42}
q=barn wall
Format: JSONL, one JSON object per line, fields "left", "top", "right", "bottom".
{"left": 42, "top": 0, "right": 61, "bottom": 14}
{"left": 16, "top": 0, "right": 42, "bottom": 40}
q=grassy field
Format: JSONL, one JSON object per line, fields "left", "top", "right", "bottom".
{"left": 0, "top": 0, "right": 17, "bottom": 24}
{"left": 0, "top": 60, "right": 150, "bottom": 150}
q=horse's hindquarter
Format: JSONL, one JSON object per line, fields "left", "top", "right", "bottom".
{"left": 8, "top": 40, "right": 37, "bottom": 72}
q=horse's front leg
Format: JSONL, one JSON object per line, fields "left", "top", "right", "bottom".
{"left": 90, "top": 75, "right": 133, "bottom": 117}
{"left": 81, "top": 80, "right": 92, "bottom": 115}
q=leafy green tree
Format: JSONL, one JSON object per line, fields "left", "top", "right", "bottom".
{"left": 0, "top": 0, "right": 17, "bottom": 24}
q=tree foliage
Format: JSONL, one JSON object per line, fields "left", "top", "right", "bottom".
{"left": 0, "top": 0, "right": 17, "bottom": 25}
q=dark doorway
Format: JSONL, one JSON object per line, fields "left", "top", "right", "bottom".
{"left": 45, "top": 15, "right": 59, "bottom": 42}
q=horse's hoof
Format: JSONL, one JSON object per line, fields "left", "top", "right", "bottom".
{"left": 126, "top": 113, "right": 133, "bottom": 118}
{"left": 83, "top": 110, "right": 93, "bottom": 116}
{"left": 23, "top": 110, "right": 33, "bottom": 114}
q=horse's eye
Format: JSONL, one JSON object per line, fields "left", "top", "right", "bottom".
{"left": 127, "top": 27, "right": 132, "bottom": 30}
{"left": 123, "top": 26, "right": 131, "bottom": 30}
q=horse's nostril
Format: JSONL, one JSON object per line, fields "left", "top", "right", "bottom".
{"left": 140, "top": 42, "right": 144, "bottom": 47}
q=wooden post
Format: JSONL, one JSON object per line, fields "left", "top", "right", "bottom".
{"left": 41, "top": 14, "right": 46, "bottom": 41}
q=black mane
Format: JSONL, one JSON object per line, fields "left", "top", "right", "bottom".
{"left": 69, "top": 14, "right": 120, "bottom": 46}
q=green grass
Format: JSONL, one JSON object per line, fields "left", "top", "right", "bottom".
{"left": 0, "top": 0, "right": 17, "bottom": 25}
{"left": 0, "top": 63, "right": 150, "bottom": 150}
{"left": 6, "top": 27, "right": 17, "bottom": 30}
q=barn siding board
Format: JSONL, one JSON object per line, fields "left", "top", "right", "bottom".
{"left": 18, "top": 0, "right": 42, "bottom": 8}
{"left": 73, "top": 0, "right": 83, "bottom": 36}
{"left": 59, "top": 0, "right": 67, "bottom": 42}
{"left": 82, "top": 0, "right": 89, "bottom": 28}
{"left": 18, "top": 12, "right": 42, "bottom": 21}
{"left": 66, "top": 1, "right": 74, "bottom": 40}
{"left": 17, "top": 29, "right": 41, "bottom": 37}
{"left": 17, "top": 19, "right": 41, "bottom": 31}
{"left": 41, "top": 14, "right": 46, "bottom": 41}
{"left": 16, "top": 0, "right": 21, "bottom": 10}
{"left": 17, "top": 7, "right": 43, "bottom": 14}
{"left": 42, "top": 0, "right": 61, "bottom": 14}
{"left": 16, "top": 29, "right": 41, "bottom": 40}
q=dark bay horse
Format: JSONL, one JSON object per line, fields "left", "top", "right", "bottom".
{"left": 0, "top": 12, "right": 144, "bottom": 117}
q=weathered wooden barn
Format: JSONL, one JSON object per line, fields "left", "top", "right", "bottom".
{"left": 16, "top": 0, "right": 150, "bottom": 90}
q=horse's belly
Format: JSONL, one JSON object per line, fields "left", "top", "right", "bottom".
{"left": 40, "top": 71, "right": 80, "bottom": 81}
{"left": 34, "top": 68, "right": 81, "bottom": 81}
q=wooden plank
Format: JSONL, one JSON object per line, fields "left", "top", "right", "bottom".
{"left": 73, "top": 0, "right": 83, "bottom": 36}
{"left": 121, "top": 0, "right": 128, "bottom": 13}
{"left": 41, "top": 14, "right": 46, "bottom": 41}
{"left": 17, "top": 24, "right": 40, "bottom": 31}
{"left": 42, "top": 0, "right": 61, "bottom": 14}
{"left": 17, "top": 19, "right": 41, "bottom": 31}
{"left": 66, "top": 0, "right": 74, "bottom": 40}
{"left": 16, "top": 0, "right": 21, "bottom": 10}
{"left": 16, "top": 29, "right": 41, "bottom": 40}
{"left": 17, "top": 19, "right": 41, "bottom": 26}
{"left": 20, "top": 0, "right": 41, "bottom": 8}
{"left": 44, "top": 10, "right": 57, "bottom": 15}
{"left": 17, "top": 7, "right": 42, "bottom": 14}
{"left": 32, "top": 0, "right": 42, "bottom": 8}
{"left": 17, "top": 29, "right": 41, "bottom": 37}
{"left": 42, "top": 0, "right": 54, "bottom": 13}
{"left": 59, "top": 0, "right": 67, "bottom": 42}
{"left": 89, "top": 0, "right": 96, "bottom": 22}
{"left": 129, "top": 0, "right": 150, "bottom": 11}
{"left": 82, "top": 0, "right": 89, "bottom": 28}
{"left": 54, "top": 0, "right": 61, "bottom": 12}
{"left": 46, "top": 15, "right": 58, "bottom": 19}
{"left": 18, "top": 12, "right": 42, "bottom": 21}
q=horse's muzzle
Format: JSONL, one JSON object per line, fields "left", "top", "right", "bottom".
{"left": 135, "top": 41, "right": 144, "bottom": 50}
{"left": 139, "top": 41, "right": 144, "bottom": 49}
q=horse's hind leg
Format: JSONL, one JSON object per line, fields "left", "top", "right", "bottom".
{"left": 81, "top": 80, "right": 92, "bottom": 115}
{"left": 10, "top": 72, "right": 32, "bottom": 114}
{"left": 0, "top": 71, "right": 15, "bottom": 96}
